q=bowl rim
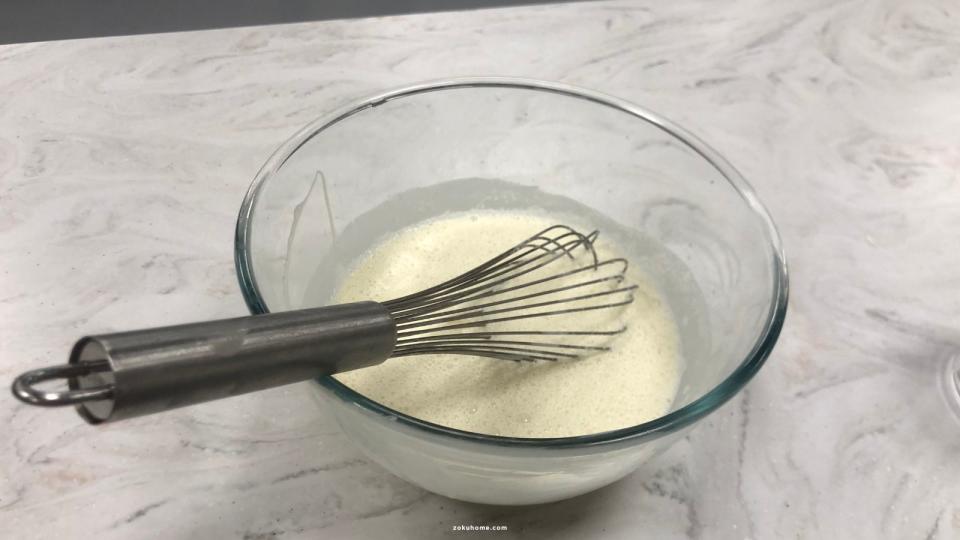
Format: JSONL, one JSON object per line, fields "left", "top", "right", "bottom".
{"left": 235, "top": 76, "right": 789, "bottom": 449}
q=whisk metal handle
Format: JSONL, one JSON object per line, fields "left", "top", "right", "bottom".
{"left": 10, "top": 302, "right": 396, "bottom": 424}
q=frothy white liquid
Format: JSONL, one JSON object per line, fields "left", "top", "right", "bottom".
{"left": 332, "top": 211, "right": 683, "bottom": 437}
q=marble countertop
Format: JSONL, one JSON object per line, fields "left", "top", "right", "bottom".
{"left": 2, "top": 0, "right": 959, "bottom": 538}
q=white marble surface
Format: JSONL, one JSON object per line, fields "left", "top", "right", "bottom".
{"left": 2, "top": 0, "right": 959, "bottom": 537}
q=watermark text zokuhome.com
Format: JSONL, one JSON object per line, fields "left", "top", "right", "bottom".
{"left": 452, "top": 524, "right": 509, "bottom": 532}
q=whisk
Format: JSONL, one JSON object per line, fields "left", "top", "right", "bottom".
{"left": 12, "top": 224, "right": 636, "bottom": 424}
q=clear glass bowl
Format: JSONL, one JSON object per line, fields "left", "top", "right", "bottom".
{"left": 235, "top": 78, "right": 788, "bottom": 505}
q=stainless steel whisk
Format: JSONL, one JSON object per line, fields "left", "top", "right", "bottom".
{"left": 12, "top": 225, "right": 636, "bottom": 424}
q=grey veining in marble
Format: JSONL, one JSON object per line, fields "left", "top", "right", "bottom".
{"left": 2, "top": 0, "right": 959, "bottom": 538}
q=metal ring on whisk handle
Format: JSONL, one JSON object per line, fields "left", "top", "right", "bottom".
{"left": 11, "top": 360, "right": 114, "bottom": 406}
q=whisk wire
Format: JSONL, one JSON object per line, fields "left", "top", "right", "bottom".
{"left": 386, "top": 231, "right": 607, "bottom": 318}
{"left": 382, "top": 224, "right": 635, "bottom": 362}
{"left": 384, "top": 226, "right": 597, "bottom": 309}
{"left": 391, "top": 262, "right": 633, "bottom": 324}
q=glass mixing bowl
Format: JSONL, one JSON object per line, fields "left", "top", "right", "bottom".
{"left": 235, "top": 78, "right": 788, "bottom": 505}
